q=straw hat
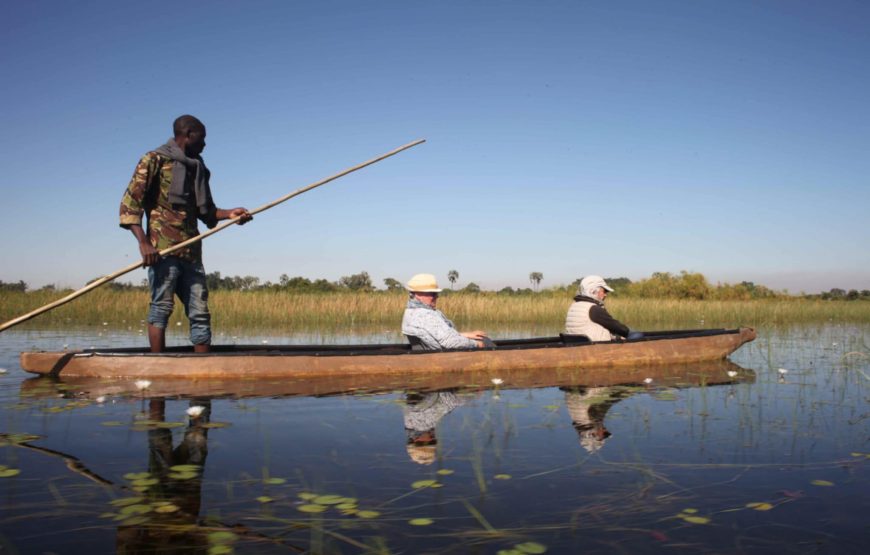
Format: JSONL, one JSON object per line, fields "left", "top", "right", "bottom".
{"left": 406, "top": 273, "right": 443, "bottom": 293}
{"left": 406, "top": 443, "right": 437, "bottom": 465}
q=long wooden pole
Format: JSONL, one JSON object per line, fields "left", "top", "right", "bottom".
{"left": 0, "top": 139, "right": 426, "bottom": 333}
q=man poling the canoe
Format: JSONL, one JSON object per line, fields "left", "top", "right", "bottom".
{"left": 0, "top": 133, "right": 426, "bottom": 334}
{"left": 120, "top": 115, "right": 253, "bottom": 353}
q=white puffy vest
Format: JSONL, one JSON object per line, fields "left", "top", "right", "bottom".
{"left": 565, "top": 300, "right": 613, "bottom": 342}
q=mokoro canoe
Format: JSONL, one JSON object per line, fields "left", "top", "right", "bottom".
{"left": 21, "top": 358, "right": 755, "bottom": 400}
{"left": 20, "top": 327, "right": 755, "bottom": 379}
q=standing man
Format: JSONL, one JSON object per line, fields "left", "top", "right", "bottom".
{"left": 120, "top": 115, "right": 251, "bottom": 353}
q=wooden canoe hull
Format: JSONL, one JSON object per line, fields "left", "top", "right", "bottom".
{"left": 19, "top": 327, "right": 756, "bottom": 379}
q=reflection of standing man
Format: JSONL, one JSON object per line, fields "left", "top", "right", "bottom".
{"left": 563, "top": 387, "right": 631, "bottom": 454}
{"left": 403, "top": 391, "right": 463, "bottom": 465}
{"left": 120, "top": 115, "right": 252, "bottom": 353}
{"left": 147, "top": 398, "right": 211, "bottom": 515}
{"left": 116, "top": 398, "right": 212, "bottom": 552}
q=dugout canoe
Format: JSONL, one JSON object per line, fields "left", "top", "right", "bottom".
{"left": 19, "top": 327, "right": 755, "bottom": 379}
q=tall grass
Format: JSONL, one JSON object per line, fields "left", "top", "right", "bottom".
{"left": 2, "top": 290, "right": 869, "bottom": 333}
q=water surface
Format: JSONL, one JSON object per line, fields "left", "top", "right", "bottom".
{"left": 0, "top": 325, "right": 868, "bottom": 554}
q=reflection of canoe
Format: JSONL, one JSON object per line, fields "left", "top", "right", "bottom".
{"left": 20, "top": 359, "right": 756, "bottom": 400}
{"left": 21, "top": 329, "right": 756, "bottom": 379}
{"left": 20, "top": 327, "right": 755, "bottom": 379}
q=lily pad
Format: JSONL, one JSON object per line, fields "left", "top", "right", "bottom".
{"left": 680, "top": 515, "right": 710, "bottom": 524}
{"left": 169, "top": 464, "right": 201, "bottom": 473}
{"left": 0, "top": 468, "right": 21, "bottom": 478}
{"left": 297, "top": 492, "right": 317, "bottom": 500}
{"left": 436, "top": 469, "right": 454, "bottom": 475}
{"left": 356, "top": 510, "right": 381, "bottom": 519}
{"left": 313, "top": 494, "right": 345, "bottom": 504}
{"left": 412, "top": 479, "right": 437, "bottom": 489}
{"left": 256, "top": 496, "right": 274, "bottom": 503}
{"left": 409, "top": 518, "right": 434, "bottom": 526}
{"left": 298, "top": 504, "right": 328, "bottom": 513}
{"left": 746, "top": 502, "right": 774, "bottom": 511}
{"left": 208, "top": 546, "right": 233, "bottom": 555}
{"left": 263, "top": 477, "right": 285, "bottom": 485}
{"left": 207, "top": 531, "right": 238, "bottom": 544}
{"left": 516, "top": 542, "right": 547, "bottom": 553}
{"left": 169, "top": 471, "right": 198, "bottom": 480}
{"left": 123, "top": 472, "right": 151, "bottom": 481}
{"left": 110, "top": 497, "right": 144, "bottom": 507}
{"left": 494, "top": 474, "right": 512, "bottom": 480}
{"left": 811, "top": 480, "right": 834, "bottom": 486}
{"left": 119, "top": 504, "right": 151, "bottom": 516}
{"left": 153, "top": 504, "right": 180, "bottom": 514}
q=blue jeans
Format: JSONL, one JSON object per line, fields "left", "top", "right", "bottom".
{"left": 148, "top": 257, "right": 211, "bottom": 345}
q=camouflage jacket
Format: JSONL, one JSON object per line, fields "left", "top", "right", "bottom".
{"left": 119, "top": 151, "right": 218, "bottom": 262}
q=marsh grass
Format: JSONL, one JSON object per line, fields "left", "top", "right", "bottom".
{"left": 2, "top": 290, "right": 869, "bottom": 332}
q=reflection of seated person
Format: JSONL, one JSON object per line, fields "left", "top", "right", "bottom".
{"left": 401, "top": 273, "right": 493, "bottom": 350}
{"left": 403, "top": 391, "right": 463, "bottom": 465}
{"left": 563, "top": 386, "right": 631, "bottom": 454}
{"left": 565, "top": 275, "right": 641, "bottom": 341}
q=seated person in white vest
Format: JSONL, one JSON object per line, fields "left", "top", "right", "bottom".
{"left": 401, "top": 273, "right": 493, "bottom": 350}
{"left": 565, "top": 275, "right": 642, "bottom": 341}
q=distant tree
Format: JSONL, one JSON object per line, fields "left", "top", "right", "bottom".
{"left": 339, "top": 271, "right": 374, "bottom": 292}
{"left": 447, "top": 270, "right": 459, "bottom": 290}
{"left": 828, "top": 288, "right": 847, "bottom": 299}
{"left": 463, "top": 282, "right": 481, "bottom": 293}
{"left": 37, "top": 284, "right": 56, "bottom": 292}
{"left": 497, "top": 286, "right": 516, "bottom": 295}
{"left": 861, "top": 290, "right": 870, "bottom": 298}
{"left": 383, "top": 277, "right": 403, "bottom": 291}
{"left": 0, "top": 280, "right": 28, "bottom": 292}
{"left": 847, "top": 289, "right": 860, "bottom": 301}
{"left": 603, "top": 277, "right": 632, "bottom": 293}
{"left": 529, "top": 272, "right": 544, "bottom": 292}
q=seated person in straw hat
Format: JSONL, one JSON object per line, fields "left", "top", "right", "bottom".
{"left": 565, "top": 275, "right": 642, "bottom": 341}
{"left": 401, "top": 273, "right": 492, "bottom": 350}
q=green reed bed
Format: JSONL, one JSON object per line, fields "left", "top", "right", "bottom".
{"left": 2, "top": 290, "right": 869, "bottom": 331}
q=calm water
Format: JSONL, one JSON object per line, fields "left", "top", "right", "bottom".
{"left": 0, "top": 325, "right": 868, "bottom": 554}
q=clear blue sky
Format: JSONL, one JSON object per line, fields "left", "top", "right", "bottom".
{"left": 2, "top": 0, "right": 868, "bottom": 294}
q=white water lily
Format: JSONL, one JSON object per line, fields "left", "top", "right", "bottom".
{"left": 0, "top": 368, "right": 8, "bottom": 375}
{"left": 727, "top": 370, "right": 738, "bottom": 378}
{"left": 777, "top": 368, "right": 789, "bottom": 375}
{"left": 134, "top": 379, "right": 152, "bottom": 391}
{"left": 95, "top": 396, "right": 106, "bottom": 404}
{"left": 643, "top": 378, "right": 653, "bottom": 384}
{"left": 491, "top": 378, "right": 504, "bottom": 385}
{"left": 186, "top": 405, "right": 205, "bottom": 418}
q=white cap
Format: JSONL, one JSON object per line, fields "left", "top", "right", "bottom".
{"left": 579, "top": 275, "right": 614, "bottom": 297}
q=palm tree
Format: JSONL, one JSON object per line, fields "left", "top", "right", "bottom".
{"left": 529, "top": 272, "right": 543, "bottom": 292}
{"left": 447, "top": 270, "right": 459, "bottom": 290}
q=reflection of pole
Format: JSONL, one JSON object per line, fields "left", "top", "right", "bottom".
{"left": 0, "top": 434, "right": 113, "bottom": 485}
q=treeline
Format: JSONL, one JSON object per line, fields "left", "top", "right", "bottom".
{"left": 3, "top": 273, "right": 868, "bottom": 301}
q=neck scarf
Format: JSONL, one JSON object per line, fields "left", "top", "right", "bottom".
{"left": 153, "top": 139, "right": 214, "bottom": 217}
